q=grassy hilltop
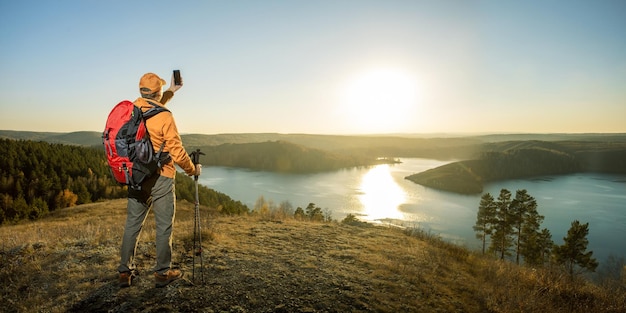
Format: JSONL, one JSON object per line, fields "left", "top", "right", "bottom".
{"left": 1, "top": 199, "right": 624, "bottom": 313}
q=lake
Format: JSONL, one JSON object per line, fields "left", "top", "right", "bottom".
{"left": 199, "top": 158, "right": 626, "bottom": 263}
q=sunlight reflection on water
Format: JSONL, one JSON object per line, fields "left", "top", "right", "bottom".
{"left": 357, "top": 164, "right": 406, "bottom": 221}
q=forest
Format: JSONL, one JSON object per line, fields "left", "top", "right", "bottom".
{"left": 0, "top": 139, "right": 248, "bottom": 223}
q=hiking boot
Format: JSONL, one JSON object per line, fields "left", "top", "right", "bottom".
{"left": 119, "top": 270, "right": 137, "bottom": 288}
{"left": 154, "top": 269, "right": 183, "bottom": 288}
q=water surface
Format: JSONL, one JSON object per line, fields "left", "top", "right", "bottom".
{"left": 200, "top": 159, "right": 626, "bottom": 262}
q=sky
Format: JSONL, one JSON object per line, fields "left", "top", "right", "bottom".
{"left": 1, "top": 0, "right": 625, "bottom": 135}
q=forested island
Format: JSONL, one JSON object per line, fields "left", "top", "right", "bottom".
{"left": 406, "top": 140, "right": 626, "bottom": 194}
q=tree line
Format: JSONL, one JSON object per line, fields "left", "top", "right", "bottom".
{"left": 0, "top": 139, "right": 249, "bottom": 224}
{"left": 194, "top": 141, "right": 387, "bottom": 173}
{"left": 251, "top": 196, "right": 333, "bottom": 223}
{"left": 474, "top": 188, "right": 598, "bottom": 277}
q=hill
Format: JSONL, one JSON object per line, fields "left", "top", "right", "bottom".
{"left": 471, "top": 133, "right": 626, "bottom": 143}
{"left": 406, "top": 140, "right": 626, "bottom": 194}
{"left": 0, "top": 130, "right": 479, "bottom": 172}
{"left": 0, "top": 130, "right": 102, "bottom": 147}
{"left": 193, "top": 140, "right": 395, "bottom": 172}
{"left": 0, "top": 130, "right": 480, "bottom": 160}
{"left": 3, "top": 130, "right": 625, "bottom": 165}
{"left": 3, "top": 130, "right": 625, "bottom": 149}
{"left": 1, "top": 199, "right": 623, "bottom": 312}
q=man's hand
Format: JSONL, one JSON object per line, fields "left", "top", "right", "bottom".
{"left": 190, "top": 164, "right": 202, "bottom": 177}
{"left": 167, "top": 72, "right": 183, "bottom": 93}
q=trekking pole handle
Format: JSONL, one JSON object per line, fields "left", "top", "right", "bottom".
{"left": 189, "top": 149, "right": 205, "bottom": 180}
{"left": 190, "top": 149, "right": 204, "bottom": 165}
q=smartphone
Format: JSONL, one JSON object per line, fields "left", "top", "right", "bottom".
{"left": 173, "top": 70, "right": 182, "bottom": 86}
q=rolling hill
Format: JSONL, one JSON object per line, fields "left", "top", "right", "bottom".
{"left": 406, "top": 140, "right": 626, "bottom": 194}
{"left": 3, "top": 130, "right": 626, "bottom": 185}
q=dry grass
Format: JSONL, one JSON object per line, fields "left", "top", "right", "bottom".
{"left": 1, "top": 199, "right": 624, "bottom": 312}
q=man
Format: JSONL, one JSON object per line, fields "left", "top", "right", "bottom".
{"left": 118, "top": 72, "right": 201, "bottom": 288}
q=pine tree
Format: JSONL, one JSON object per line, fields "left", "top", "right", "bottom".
{"left": 521, "top": 227, "right": 553, "bottom": 267}
{"left": 473, "top": 192, "right": 496, "bottom": 254}
{"left": 305, "top": 203, "right": 324, "bottom": 222}
{"left": 294, "top": 207, "right": 305, "bottom": 220}
{"left": 510, "top": 189, "right": 541, "bottom": 264}
{"left": 538, "top": 229, "right": 554, "bottom": 264}
{"left": 554, "top": 220, "right": 599, "bottom": 277}
{"left": 489, "top": 189, "right": 514, "bottom": 259}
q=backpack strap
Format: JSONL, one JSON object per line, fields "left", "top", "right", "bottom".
{"left": 142, "top": 99, "right": 170, "bottom": 119}
{"left": 142, "top": 99, "right": 172, "bottom": 167}
{"left": 155, "top": 141, "right": 171, "bottom": 168}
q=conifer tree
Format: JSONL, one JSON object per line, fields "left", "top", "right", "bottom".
{"left": 489, "top": 189, "right": 514, "bottom": 259}
{"left": 521, "top": 227, "right": 553, "bottom": 267}
{"left": 510, "top": 189, "right": 541, "bottom": 264}
{"left": 305, "top": 203, "right": 324, "bottom": 222}
{"left": 294, "top": 207, "right": 305, "bottom": 220}
{"left": 537, "top": 228, "right": 554, "bottom": 265}
{"left": 473, "top": 192, "right": 496, "bottom": 254}
{"left": 554, "top": 220, "right": 598, "bottom": 277}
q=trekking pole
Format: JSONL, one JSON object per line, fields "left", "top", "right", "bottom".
{"left": 189, "top": 149, "right": 205, "bottom": 285}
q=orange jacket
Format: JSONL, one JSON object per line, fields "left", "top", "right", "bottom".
{"left": 134, "top": 92, "right": 195, "bottom": 178}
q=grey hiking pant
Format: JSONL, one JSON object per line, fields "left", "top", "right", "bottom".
{"left": 118, "top": 175, "right": 176, "bottom": 275}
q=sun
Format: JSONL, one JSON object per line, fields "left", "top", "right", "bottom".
{"left": 338, "top": 67, "right": 420, "bottom": 133}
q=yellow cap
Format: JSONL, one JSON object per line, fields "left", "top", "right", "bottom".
{"left": 139, "top": 73, "right": 166, "bottom": 94}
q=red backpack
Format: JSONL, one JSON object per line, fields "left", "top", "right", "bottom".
{"left": 102, "top": 100, "right": 171, "bottom": 190}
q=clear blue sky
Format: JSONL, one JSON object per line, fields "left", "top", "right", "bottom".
{"left": 1, "top": 0, "right": 624, "bottom": 135}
